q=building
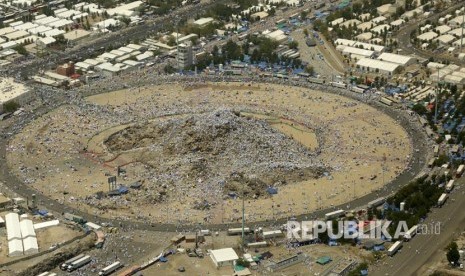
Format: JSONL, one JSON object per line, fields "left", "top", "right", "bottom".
{"left": 177, "top": 41, "right": 193, "bottom": 69}
{"left": 357, "top": 58, "right": 400, "bottom": 75}
{"left": 210, "top": 248, "right": 239, "bottom": 267}
{"left": 377, "top": 53, "right": 415, "bottom": 66}
{"left": 193, "top": 17, "right": 214, "bottom": 27}
{"left": 56, "top": 62, "right": 75, "bottom": 77}
{"left": 339, "top": 46, "right": 374, "bottom": 60}
{"left": 417, "top": 31, "right": 438, "bottom": 42}
{"left": 436, "top": 34, "right": 455, "bottom": 45}
{"left": 0, "top": 193, "right": 11, "bottom": 208}
{"left": 265, "top": 29, "right": 287, "bottom": 43}
{"left": 0, "top": 78, "right": 29, "bottom": 108}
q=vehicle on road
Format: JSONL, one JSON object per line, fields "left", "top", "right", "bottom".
{"left": 99, "top": 261, "right": 123, "bottom": 275}
{"left": 60, "top": 253, "right": 85, "bottom": 270}
{"left": 437, "top": 193, "right": 448, "bottom": 207}
{"left": 387, "top": 241, "right": 403, "bottom": 256}
{"left": 67, "top": 255, "right": 91, "bottom": 272}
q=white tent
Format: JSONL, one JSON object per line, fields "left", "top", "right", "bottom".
{"left": 23, "top": 236, "right": 39, "bottom": 255}
{"left": 20, "top": 219, "right": 36, "bottom": 238}
{"left": 8, "top": 239, "right": 23, "bottom": 257}
{"left": 210, "top": 248, "right": 239, "bottom": 267}
{"left": 5, "top": 213, "right": 22, "bottom": 241}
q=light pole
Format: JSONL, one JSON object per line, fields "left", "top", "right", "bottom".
{"left": 434, "top": 66, "right": 440, "bottom": 124}
{"left": 241, "top": 181, "right": 245, "bottom": 251}
{"left": 461, "top": 9, "right": 464, "bottom": 50}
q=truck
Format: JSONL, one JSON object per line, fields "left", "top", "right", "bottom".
{"left": 387, "top": 241, "right": 403, "bottom": 256}
{"left": 325, "top": 209, "right": 345, "bottom": 220}
{"left": 227, "top": 228, "right": 251, "bottom": 235}
{"left": 403, "top": 225, "right": 418, "bottom": 241}
{"left": 367, "top": 197, "right": 386, "bottom": 209}
{"left": 456, "top": 164, "right": 465, "bottom": 177}
{"left": 437, "top": 193, "right": 448, "bottom": 207}
{"left": 67, "top": 255, "right": 92, "bottom": 272}
{"left": 60, "top": 253, "right": 85, "bottom": 270}
{"left": 446, "top": 180, "right": 455, "bottom": 193}
{"left": 99, "top": 261, "right": 123, "bottom": 276}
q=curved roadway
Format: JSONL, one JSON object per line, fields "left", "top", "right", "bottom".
{"left": 0, "top": 76, "right": 429, "bottom": 232}
{"left": 396, "top": 1, "right": 465, "bottom": 64}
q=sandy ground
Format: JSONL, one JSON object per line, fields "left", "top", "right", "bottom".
{"left": 6, "top": 82, "right": 412, "bottom": 225}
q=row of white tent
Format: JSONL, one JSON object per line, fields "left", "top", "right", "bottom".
{"left": 5, "top": 213, "right": 39, "bottom": 257}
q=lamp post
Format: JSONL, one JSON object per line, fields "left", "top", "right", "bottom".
{"left": 434, "top": 66, "right": 440, "bottom": 124}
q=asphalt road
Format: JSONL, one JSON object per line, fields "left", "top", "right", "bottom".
{"left": 396, "top": 1, "right": 465, "bottom": 64}
{"left": 371, "top": 180, "right": 465, "bottom": 276}
{"left": 0, "top": 75, "right": 430, "bottom": 233}
{"left": 5, "top": 0, "right": 225, "bottom": 78}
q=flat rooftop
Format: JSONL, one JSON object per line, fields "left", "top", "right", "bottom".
{"left": 0, "top": 78, "right": 28, "bottom": 104}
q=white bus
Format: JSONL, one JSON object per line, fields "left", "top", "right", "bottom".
{"left": 351, "top": 86, "right": 365, "bottom": 94}
{"left": 456, "top": 164, "right": 465, "bottom": 177}
{"left": 387, "top": 241, "right": 403, "bottom": 256}
{"left": 367, "top": 197, "right": 386, "bottom": 209}
{"left": 329, "top": 82, "right": 347, "bottom": 89}
{"left": 60, "top": 254, "right": 85, "bottom": 270}
{"left": 445, "top": 180, "right": 455, "bottom": 193}
{"left": 380, "top": 97, "right": 393, "bottom": 106}
{"left": 437, "top": 193, "right": 448, "bottom": 207}
{"left": 247, "top": 241, "right": 268, "bottom": 248}
{"left": 262, "top": 230, "right": 283, "bottom": 239}
{"left": 403, "top": 225, "right": 418, "bottom": 241}
{"left": 99, "top": 261, "right": 123, "bottom": 276}
{"left": 308, "top": 77, "right": 325, "bottom": 84}
{"left": 325, "top": 209, "right": 345, "bottom": 220}
{"left": 228, "top": 228, "right": 251, "bottom": 235}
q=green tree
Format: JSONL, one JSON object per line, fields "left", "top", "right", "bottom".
{"left": 166, "top": 35, "right": 176, "bottom": 46}
{"left": 13, "top": 45, "right": 27, "bottom": 55}
{"left": 305, "top": 65, "right": 315, "bottom": 75}
{"left": 303, "top": 28, "right": 309, "bottom": 37}
{"left": 3, "top": 101, "right": 20, "bottom": 113}
{"left": 446, "top": 242, "right": 460, "bottom": 265}
{"left": 288, "top": 40, "right": 298, "bottom": 50}
{"left": 120, "top": 16, "right": 131, "bottom": 26}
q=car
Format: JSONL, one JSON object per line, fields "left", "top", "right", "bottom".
{"left": 178, "top": 266, "right": 186, "bottom": 272}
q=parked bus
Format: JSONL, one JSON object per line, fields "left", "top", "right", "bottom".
{"left": 60, "top": 254, "right": 85, "bottom": 270}
{"left": 330, "top": 81, "right": 347, "bottom": 89}
{"left": 351, "top": 86, "right": 365, "bottom": 94}
{"left": 367, "top": 197, "right": 386, "bottom": 209}
{"left": 387, "top": 241, "right": 403, "bottom": 256}
{"left": 325, "top": 209, "right": 345, "bottom": 220}
{"left": 403, "top": 225, "right": 418, "bottom": 241}
{"left": 456, "top": 164, "right": 465, "bottom": 177}
{"left": 433, "top": 145, "right": 439, "bottom": 157}
{"left": 228, "top": 228, "right": 251, "bottom": 235}
{"left": 99, "top": 261, "right": 123, "bottom": 276}
{"left": 437, "top": 193, "right": 448, "bottom": 207}
{"left": 308, "top": 77, "right": 325, "bottom": 84}
{"left": 446, "top": 180, "right": 455, "bottom": 192}
{"left": 379, "top": 97, "right": 393, "bottom": 106}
